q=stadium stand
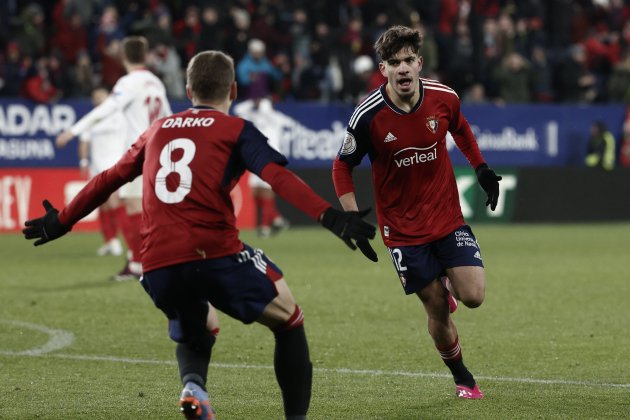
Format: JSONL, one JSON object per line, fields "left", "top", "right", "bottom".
{"left": 0, "top": 0, "right": 629, "bottom": 105}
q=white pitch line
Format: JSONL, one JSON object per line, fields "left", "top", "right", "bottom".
{"left": 0, "top": 320, "right": 75, "bottom": 356}
{"left": 2, "top": 351, "right": 629, "bottom": 389}
{"left": 1, "top": 320, "right": 628, "bottom": 390}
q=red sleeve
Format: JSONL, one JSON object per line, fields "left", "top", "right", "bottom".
{"left": 449, "top": 103, "right": 485, "bottom": 169}
{"left": 260, "top": 163, "right": 330, "bottom": 221}
{"left": 58, "top": 166, "right": 128, "bottom": 226}
{"left": 332, "top": 158, "right": 355, "bottom": 197}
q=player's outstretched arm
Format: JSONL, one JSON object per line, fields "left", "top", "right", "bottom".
{"left": 259, "top": 163, "right": 377, "bottom": 253}
{"left": 55, "top": 131, "right": 75, "bottom": 148}
{"left": 23, "top": 200, "right": 70, "bottom": 246}
{"left": 475, "top": 163, "right": 502, "bottom": 211}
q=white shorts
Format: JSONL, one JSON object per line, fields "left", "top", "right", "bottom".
{"left": 119, "top": 176, "right": 142, "bottom": 199}
{"left": 248, "top": 173, "right": 271, "bottom": 189}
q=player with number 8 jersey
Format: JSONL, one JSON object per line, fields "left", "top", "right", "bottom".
{"left": 25, "top": 50, "right": 376, "bottom": 419}
{"left": 119, "top": 108, "right": 292, "bottom": 271}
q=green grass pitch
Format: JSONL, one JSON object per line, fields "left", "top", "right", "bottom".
{"left": 1, "top": 224, "right": 629, "bottom": 419}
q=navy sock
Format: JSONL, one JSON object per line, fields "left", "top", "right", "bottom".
{"left": 274, "top": 325, "right": 312, "bottom": 416}
{"left": 176, "top": 332, "right": 216, "bottom": 390}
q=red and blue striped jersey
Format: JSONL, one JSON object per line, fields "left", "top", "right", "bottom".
{"left": 333, "top": 79, "right": 485, "bottom": 247}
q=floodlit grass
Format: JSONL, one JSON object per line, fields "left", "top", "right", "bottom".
{"left": 1, "top": 224, "right": 629, "bottom": 419}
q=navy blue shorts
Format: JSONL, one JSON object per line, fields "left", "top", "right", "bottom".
{"left": 387, "top": 225, "right": 484, "bottom": 295}
{"left": 141, "top": 244, "right": 283, "bottom": 343}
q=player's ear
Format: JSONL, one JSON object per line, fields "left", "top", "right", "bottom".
{"left": 379, "top": 61, "right": 387, "bottom": 77}
{"left": 186, "top": 85, "right": 193, "bottom": 100}
{"left": 418, "top": 56, "right": 424, "bottom": 69}
{"left": 229, "top": 81, "right": 237, "bottom": 101}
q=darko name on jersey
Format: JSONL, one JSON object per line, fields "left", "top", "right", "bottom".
{"left": 162, "top": 117, "right": 216, "bottom": 128}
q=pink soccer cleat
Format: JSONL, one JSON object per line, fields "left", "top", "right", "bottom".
{"left": 456, "top": 384, "right": 484, "bottom": 399}
{"left": 441, "top": 276, "right": 458, "bottom": 313}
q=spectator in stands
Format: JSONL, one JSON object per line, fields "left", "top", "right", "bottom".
{"left": 224, "top": 7, "right": 251, "bottom": 63}
{"left": 619, "top": 109, "right": 630, "bottom": 167}
{"left": 71, "top": 50, "right": 95, "bottom": 98}
{"left": 250, "top": 5, "right": 291, "bottom": 56}
{"left": 529, "top": 45, "right": 554, "bottom": 102}
{"left": 47, "top": 50, "right": 74, "bottom": 98}
{"left": 493, "top": 52, "right": 531, "bottom": 103}
{"left": 91, "top": 5, "right": 124, "bottom": 64}
{"left": 607, "top": 50, "right": 630, "bottom": 103}
{"left": 0, "top": 42, "right": 25, "bottom": 97}
{"left": 51, "top": 4, "right": 88, "bottom": 65}
{"left": 99, "top": 38, "right": 126, "bottom": 90}
{"left": 462, "top": 83, "right": 488, "bottom": 104}
{"left": 148, "top": 41, "right": 185, "bottom": 99}
{"left": 21, "top": 57, "right": 60, "bottom": 104}
{"left": 448, "top": 21, "right": 476, "bottom": 94}
{"left": 290, "top": 8, "right": 311, "bottom": 61}
{"left": 152, "top": 7, "right": 176, "bottom": 47}
{"left": 292, "top": 53, "right": 322, "bottom": 100}
{"left": 585, "top": 121, "right": 616, "bottom": 171}
{"left": 555, "top": 44, "right": 597, "bottom": 103}
{"left": 236, "top": 38, "right": 282, "bottom": 100}
{"left": 307, "top": 21, "right": 337, "bottom": 97}
{"left": 347, "top": 55, "right": 376, "bottom": 103}
{"left": 198, "top": 5, "right": 225, "bottom": 53}
{"left": 272, "top": 51, "right": 293, "bottom": 100}
{"left": 412, "top": 21, "right": 439, "bottom": 79}
{"left": 14, "top": 3, "right": 46, "bottom": 59}
{"left": 173, "top": 5, "right": 201, "bottom": 65}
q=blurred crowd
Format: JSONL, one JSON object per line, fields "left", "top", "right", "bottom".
{"left": 1, "top": 0, "right": 630, "bottom": 105}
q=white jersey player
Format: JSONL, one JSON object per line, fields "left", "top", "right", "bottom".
{"left": 80, "top": 89, "right": 127, "bottom": 177}
{"left": 232, "top": 97, "right": 290, "bottom": 237}
{"left": 76, "top": 87, "right": 126, "bottom": 257}
{"left": 56, "top": 36, "right": 172, "bottom": 280}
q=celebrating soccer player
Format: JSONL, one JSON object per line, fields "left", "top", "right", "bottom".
{"left": 24, "top": 50, "right": 376, "bottom": 419}
{"left": 333, "top": 25, "right": 502, "bottom": 399}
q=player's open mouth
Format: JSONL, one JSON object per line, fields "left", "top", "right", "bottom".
{"left": 398, "top": 78, "right": 413, "bottom": 89}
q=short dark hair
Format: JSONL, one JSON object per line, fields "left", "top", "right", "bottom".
{"left": 186, "top": 50, "right": 235, "bottom": 101}
{"left": 374, "top": 25, "right": 423, "bottom": 61}
{"left": 122, "top": 36, "right": 148, "bottom": 64}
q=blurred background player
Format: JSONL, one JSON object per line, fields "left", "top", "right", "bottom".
{"left": 56, "top": 36, "right": 172, "bottom": 281}
{"left": 58, "top": 85, "right": 126, "bottom": 257}
{"left": 24, "top": 49, "right": 376, "bottom": 420}
{"left": 233, "top": 96, "right": 290, "bottom": 237}
{"left": 333, "top": 25, "right": 502, "bottom": 400}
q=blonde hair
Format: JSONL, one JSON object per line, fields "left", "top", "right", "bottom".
{"left": 186, "top": 51, "right": 235, "bottom": 101}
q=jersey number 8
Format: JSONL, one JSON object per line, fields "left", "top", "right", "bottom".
{"left": 155, "top": 138, "right": 196, "bottom": 204}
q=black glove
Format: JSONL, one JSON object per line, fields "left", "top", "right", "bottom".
{"left": 475, "top": 163, "right": 502, "bottom": 211}
{"left": 321, "top": 207, "right": 377, "bottom": 255}
{"left": 356, "top": 238, "right": 378, "bottom": 262}
{"left": 23, "top": 200, "right": 70, "bottom": 246}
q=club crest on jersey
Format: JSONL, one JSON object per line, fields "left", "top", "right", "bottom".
{"left": 426, "top": 116, "right": 439, "bottom": 134}
{"left": 340, "top": 131, "right": 357, "bottom": 155}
